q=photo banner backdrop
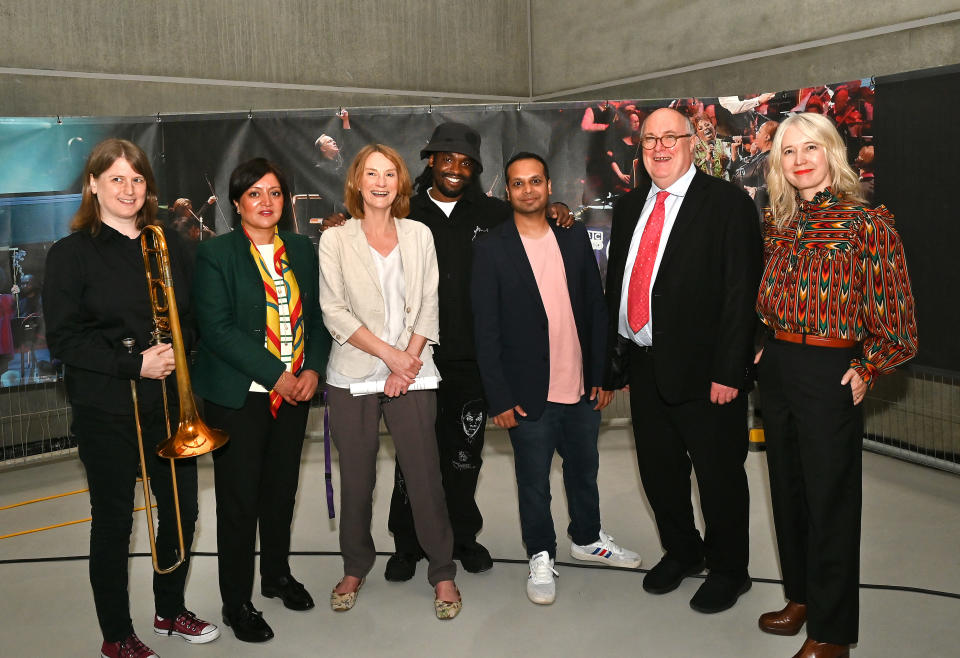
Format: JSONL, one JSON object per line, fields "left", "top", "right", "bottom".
{"left": 0, "top": 79, "right": 898, "bottom": 388}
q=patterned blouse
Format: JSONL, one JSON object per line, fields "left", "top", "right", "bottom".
{"left": 756, "top": 188, "right": 918, "bottom": 386}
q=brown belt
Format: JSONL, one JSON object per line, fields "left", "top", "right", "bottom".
{"left": 773, "top": 330, "right": 858, "bottom": 349}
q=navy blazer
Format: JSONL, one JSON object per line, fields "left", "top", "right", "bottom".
{"left": 471, "top": 219, "right": 607, "bottom": 420}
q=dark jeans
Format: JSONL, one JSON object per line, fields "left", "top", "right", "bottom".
{"left": 508, "top": 395, "right": 602, "bottom": 559}
{"left": 204, "top": 393, "right": 309, "bottom": 611}
{"left": 389, "top": 359, "right": 486, "bottom": 552}
{"left": 73, "top": 402, "right": 198, "bottom": 642}
{"left": 758, "top": 339, "right": 863, "bottom": 645}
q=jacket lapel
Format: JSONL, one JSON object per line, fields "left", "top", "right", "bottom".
{"left": 345, "top": 218, "right": 384, "bottom": 298}
{"left": 395, "top": 218, "right": 417, "bottom": 303}
{"left": 658, "top": 170, "right": 708, "bottom": 272}
{"left": 501, "top": 220, "right": 543, "bottom": 306}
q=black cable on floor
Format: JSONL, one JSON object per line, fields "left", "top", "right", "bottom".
{"left": 2, "top": 550, "right": 958, "bottom": 601}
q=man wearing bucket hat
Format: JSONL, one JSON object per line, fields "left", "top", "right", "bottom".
{"left": 381, "top": 122, "right": 574, "bottom": 581}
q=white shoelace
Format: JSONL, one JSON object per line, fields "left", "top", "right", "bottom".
{"left": 529, "top": 554, "right": 559, "bottom": 583}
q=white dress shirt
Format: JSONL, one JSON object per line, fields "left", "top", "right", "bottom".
{"left": 617, "top": 164, "right": 697, "bottom": 346}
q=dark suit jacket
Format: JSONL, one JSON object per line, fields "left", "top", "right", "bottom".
{"left": 603, "top": 169, "right": 762, "bottom": 403}
{"left": 191, "top": 228, "right": 330, "bottom": 409}
{"left": 471, "top": 219, "right": 607, "bottom": 421}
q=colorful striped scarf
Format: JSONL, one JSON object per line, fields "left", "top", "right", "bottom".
{"left": 245, "top": 227, "right": 304, "bottom": 417}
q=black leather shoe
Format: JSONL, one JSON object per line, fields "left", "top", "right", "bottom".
{"left": 453, "top": 541, "right": 493, "bottom": 573}
{"left": 689, "top": 574, "right": 752, "bottom": 613}
{"left": 642, "top": 557, "right": 706, "bottom": 594}
{"left": 222, "top": 602, "right": 274, "bottom": 643}
{"left": 261, "top": 575, "right": 315, "bottom": 611}
{"left": 384, "top": 552, "right": 421, "bottom": 582}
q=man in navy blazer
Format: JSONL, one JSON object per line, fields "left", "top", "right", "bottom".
{"left": 603, "top": 108, "right": 762, "bottom": 615}
{"left": 472, "top": 152, "right": 641, "bottom": 606}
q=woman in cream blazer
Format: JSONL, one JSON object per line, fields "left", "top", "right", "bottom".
{"left": 318, "top": 144, "right": 461, "bottom": 620}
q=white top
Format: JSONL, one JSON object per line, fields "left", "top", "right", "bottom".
{"left": 427, "top": 188, "right": 458, "bottom": 217}
{"left": 325, "top": 242, "right": 439, "bottom": 391}
{"left": 617, "top": 164, "right": 696, "bottom": 347}
{"left": 250, "top": 243, "right": 293, "bottom": 392}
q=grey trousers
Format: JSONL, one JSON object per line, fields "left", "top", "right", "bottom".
{"left": 327, "top": 385, "right": 456, "bottom": 586}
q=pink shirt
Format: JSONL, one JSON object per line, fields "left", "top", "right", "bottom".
{"left": 520, "top": 228, "right": 584, "bottom": 403}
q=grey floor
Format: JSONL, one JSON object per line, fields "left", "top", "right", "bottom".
{"left": 1, "top": 419, "right": 959, "bottom": 657}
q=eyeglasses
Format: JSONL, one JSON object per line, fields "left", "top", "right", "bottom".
{"left": 640, "top": 134, "right": 693, "bottom": 150}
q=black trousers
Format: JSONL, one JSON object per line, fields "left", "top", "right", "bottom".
{"left": 205, "top": 393, "right": 309, "bottom": 611}
{"left": 388, "top": 359, "right": 486, "bottom": 552}
{"left": 758, "top": 339, "right": 863, "bottom": 645}
{"left": 72, "top": 402, "right": 198, "bottom": 642}
{"left": 628, "top": 344, "right": 750, "bottom": 579}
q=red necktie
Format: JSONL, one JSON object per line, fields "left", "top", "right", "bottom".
{"left": 627, "top": 190, "right": 669, "bottom": 332}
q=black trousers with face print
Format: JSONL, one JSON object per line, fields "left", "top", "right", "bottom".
{"left": 388, "top": 359, "right": 487, "bottom": 553}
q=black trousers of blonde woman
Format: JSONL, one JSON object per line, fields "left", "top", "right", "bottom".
{"left": 758, "top": 340, "right": 863, "bottom": 645}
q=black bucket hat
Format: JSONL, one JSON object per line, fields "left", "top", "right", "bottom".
{"left": 419, "top": 122, "right": 483, "bottom": 172}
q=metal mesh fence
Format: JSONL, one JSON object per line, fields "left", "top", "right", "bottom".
{"left": 862, "top": 367, "right": 960, "bottom": 475}
{"left": 0, "top": 380, "right": 75, "bottom": 468}
{"left": 1, "top": 367, "right": 958, "bottom": 475}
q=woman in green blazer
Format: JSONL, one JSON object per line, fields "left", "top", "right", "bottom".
{"left": 192, "top": 158, "right": 330, "bottom": 644}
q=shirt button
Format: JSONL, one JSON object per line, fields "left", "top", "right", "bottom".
{"left": 406, "top": 307, "right": 412, "bottom": 313}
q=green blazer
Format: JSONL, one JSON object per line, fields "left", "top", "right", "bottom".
{"left": 191, "top": 228, "right": 331, "bottom": 409}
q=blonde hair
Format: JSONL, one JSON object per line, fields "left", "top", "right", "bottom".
{"left": 343, "top": 144, "right": 412, "bottom": 219}
{"left": 766, "top": 113, "right": 864, "bottom": 227}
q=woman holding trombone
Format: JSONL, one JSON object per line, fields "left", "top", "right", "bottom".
{"left": 44, "top": 138, "right": 219, "bottom": 658}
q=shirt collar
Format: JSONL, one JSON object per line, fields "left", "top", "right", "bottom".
{"left": 648, "top": 163, "right": 697, "bottom": 201}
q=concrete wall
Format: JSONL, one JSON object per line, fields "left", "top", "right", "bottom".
{"left": 5, "top": 1, "right": 958, "bottom": 118}
{"left": 0, "top": 0, "right": 529, "bottom": 116}
{"left": 531, "top": 1, "right": 960, "bottom": 99}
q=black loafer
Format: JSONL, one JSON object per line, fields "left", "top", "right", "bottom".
{"left": 384, "top": 552, "right": 421, "bottom": 582}
{"left": 453, "top": 541, "right": 493, "bottom": 573}
{"left": 222, "top": 601, "right": 274, "bottom": 643}
{"left": 689, "top": 574, "right": 752, "bottom": 613}
{"left": 642, "top": 557, "right": 706, "bottom": 594}
{"left": 261, "top": 575, "right": 315, "bottom": 611}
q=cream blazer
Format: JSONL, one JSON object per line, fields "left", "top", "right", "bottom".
{"left": 318, "top": 217, "right": 440, "bottom": 380}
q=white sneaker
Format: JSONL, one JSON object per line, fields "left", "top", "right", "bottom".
{"left": 526, "top": 551, "right": 558, "bottom": 604}
{"left": 571, "top": 529, "right": 642, "bottom": 568}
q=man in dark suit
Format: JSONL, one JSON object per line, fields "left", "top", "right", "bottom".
{"left": 603, "top": 108, "right": 762, "bottom": 613}
{"left": 472, "top": 152, "right": 640, "bottom": 606}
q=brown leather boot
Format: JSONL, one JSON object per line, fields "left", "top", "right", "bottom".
{"left": 791, "top": 637, "right": 850, "bottom": 658}
{"left": 759, "top": 600, "right": 807, "bottom": 635}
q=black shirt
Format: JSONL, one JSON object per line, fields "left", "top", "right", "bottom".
{"left": 43, "top": 223, "right": 194, "bottom": 415}
{"left": 407, "top": 186, "right": 511, "bottom": 362}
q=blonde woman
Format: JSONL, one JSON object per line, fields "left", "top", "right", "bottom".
{"left": 755, "top": 113, "right": 917, "bottom": 658}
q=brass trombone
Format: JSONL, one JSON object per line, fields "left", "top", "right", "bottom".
{"left": 126, "top": 225, "right": 229, "bottom": 575}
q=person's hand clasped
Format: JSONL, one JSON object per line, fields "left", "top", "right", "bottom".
{"left": 493, "top": 405, "right": 527, "bottom": 429}
{"left": 383, "top": 373, "right": 410, "bottom": 398}
{"left": 272, "top": 370, "right": 299, "bottom": 405}
{"left": 292, "top": 369, "right": 320, "bottom": 402}
{"left": 710, "top": 381, "right": 739, "bottom": 405}
{"left": 383, "top": 347, "right": 422, "bottom": 381}
{"left": 841, "top": 368, "right": 866, "bottom": 405}
{"left": 139, "top": 343, "right": 175, "bottom": 380}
